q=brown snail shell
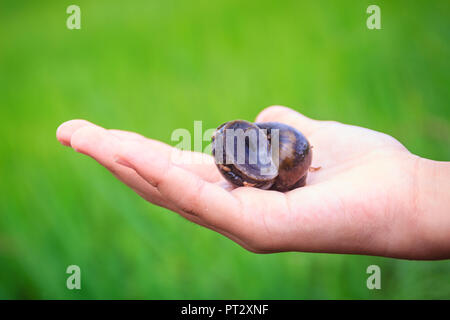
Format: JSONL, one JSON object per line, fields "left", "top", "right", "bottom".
{"left": 211, "top": 120, "right": 312, "bottom": 192}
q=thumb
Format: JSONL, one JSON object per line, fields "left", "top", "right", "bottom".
{"left": 255, "top": 105, "right": 321, "bottom": 136}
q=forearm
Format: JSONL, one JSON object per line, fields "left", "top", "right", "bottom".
{"left": 415, "top": 156, "right": 450, "bottom": 259}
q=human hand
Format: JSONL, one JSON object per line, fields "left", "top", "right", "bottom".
{"left": 56, "top": 106, "right": 450, "bottom": 259}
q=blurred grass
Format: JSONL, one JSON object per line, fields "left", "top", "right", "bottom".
{"left": 0, "top": 0, "right": 449, "bottom": 299}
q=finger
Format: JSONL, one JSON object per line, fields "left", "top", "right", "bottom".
{"left": 69, "top": 125, "right": 169, "bottom": 208}
{"left": 255, "top": 105, "right": 321, "bottom": 136}
{"left": 71, "top": 127, "right": 252, "bottom": 247}
{"left": 62, "top": 125, "right": 225, "bottom": 226}
{"left": 115, "top": 141, "right": 244, "bottom": 235}
{"left": 56, "top": 119, "right": 99, "bottom": 146}
{"left": 59, "top": 121, "right": 254, "bottom": 248}
{"left": 108, "top": 129, "right": 222, "bottom": 183}
{"left": 58, "top": 120, "right": 221, "bottom": 182}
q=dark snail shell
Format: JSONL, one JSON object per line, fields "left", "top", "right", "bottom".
{"left": 211, "top": 120, "right": 312, "bottom": 192}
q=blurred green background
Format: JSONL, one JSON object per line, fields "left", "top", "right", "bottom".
{"left": 0, "top": 0, "right": 449, "bottom": 299}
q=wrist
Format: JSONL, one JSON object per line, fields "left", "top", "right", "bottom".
{"left": 414, "top": 156, "right": 450, "bottom": 259}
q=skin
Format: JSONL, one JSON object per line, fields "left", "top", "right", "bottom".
{"left": 56, "top": 105, "right": 450, "bottom": 260}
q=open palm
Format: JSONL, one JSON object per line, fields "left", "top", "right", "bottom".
{"left": 57, "top": 106, "right": 424, "bottom": 259}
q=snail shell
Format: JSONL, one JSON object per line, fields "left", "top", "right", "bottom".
{"left": 211, "top": 120, "right": 312, "bottom": 192}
